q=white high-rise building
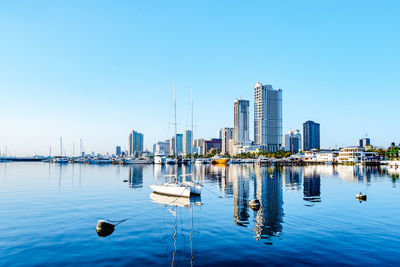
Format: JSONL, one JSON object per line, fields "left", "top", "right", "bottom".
{"left": 234, "top": 99, "right": 250, "bottom": 144}
{"left": 254, "top": 82, "right": 282, "bottom": 152}
{"left": 283, "top": 130, "right": 302, "bottom": 153}
{"left": 183, "top": 130, "right": 192, "bottom": 156}
{"left": 221, "top": 127, "right": 234, "bottom": 155}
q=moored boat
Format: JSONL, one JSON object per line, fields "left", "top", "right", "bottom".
{"left": 150, "top": 183, "right": 191, "bottom": 197}
{"left": 211, "top": 156, "right": 230, "bottom": 165}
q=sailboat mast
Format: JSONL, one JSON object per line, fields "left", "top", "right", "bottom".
{"left": 73, "top": 142, "right": 75, "bottom": 158}
{"left": 60, "top": 137, "right": 63, "bottom": 157}
{"left": 173, "top": 83, "right": 177, "bottom": 158}
{"left": 191, "top": 88, "right": 193, "bottom": 158}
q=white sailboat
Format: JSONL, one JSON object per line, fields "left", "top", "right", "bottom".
{"left": 150, "top": 183, "right": 191, "bottom": 198}
{"left": 123, "top": 157, "right": 152, "bottom": 164}
{"left": 54, "top": 137, "right": 68, "bottom": 163}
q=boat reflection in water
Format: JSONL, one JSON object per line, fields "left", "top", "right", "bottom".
{"left": 150, "top": 191, "right": 201, "bottom": 267}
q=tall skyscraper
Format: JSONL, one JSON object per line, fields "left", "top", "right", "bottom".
{"left": 283, "top": 130, "right": 302, "bottom": 153}
{"left": 234, "top": 99, "right": 250, "bottom": 144}
{"left": 221, "top": 127, "right": 234, "bottom": 155}
{"left": 183, "top": 130, "right": 192, "bottom": 156}
{"left": 303, "top": 121, "right": 320, "bottom": 151}
{"left": 116, "top": 146, "right": 121, "bottom": 156}
{"left": 176, "top": 134, "right": 183, "bottom": 155}
{"left": 254, "top": 82, "right": 282, "bottom": 152}
{"left": 129, "top": 130, "right": 144, "bottom": 157}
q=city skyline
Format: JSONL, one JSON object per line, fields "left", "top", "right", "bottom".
{"left": 1, "top": 1, "right": 400, "bottom": 155}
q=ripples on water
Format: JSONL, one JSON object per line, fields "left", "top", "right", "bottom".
{"left": 0, "top": 163, "right": 399, "bottom": 266}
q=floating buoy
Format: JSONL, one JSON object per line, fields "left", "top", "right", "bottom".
{"left": 249, "top": 199, "right": 260, "bottom": 211}
{"left": 96, "top": 220, "right": 115, "bottom": 237}
{"left": 356, "top": 192, "right": 367, "bottom": 201}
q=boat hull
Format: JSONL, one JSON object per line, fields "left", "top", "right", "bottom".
{"left": 150, "top": 184, "right": 190, "bottom": 198}
{"left": 181, "top": 182, "right": 202, "bottom": 195}
{"left": 212, "top": 158, "right": 230, "bottom": 165}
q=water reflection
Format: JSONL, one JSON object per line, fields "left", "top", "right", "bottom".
{"left": 232, "top": 166, "right": 250, "bottom": 226}
{"left": 303, "top": 167, "right": 321, "bottom": 203}
{"left": 253, "top": 166, "right": 284, "bottom": 242}
{"left": 128, "top": 165, "right": 143, "bottom": 188}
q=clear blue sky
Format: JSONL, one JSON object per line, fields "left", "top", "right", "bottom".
{"left": 1, "top": 0, "right": 399, "bottom": 156}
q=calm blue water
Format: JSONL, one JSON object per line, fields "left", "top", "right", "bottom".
{"left": 1, "top": 162, "right": 399, "bottom": 266}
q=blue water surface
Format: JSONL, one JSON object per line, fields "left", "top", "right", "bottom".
{"left": 0, "top": 162, "right": 399, "bottom": 266}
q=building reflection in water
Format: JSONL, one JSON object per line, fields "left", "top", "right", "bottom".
{"left": 253, "top": 166, "right": 284, "bottom": 242}
{"left": 303, "top": 166, "right": 321, "bottom": 202}
{"left": 232, "top": 165, "right": 250, "bottom": 227}
{"left": 282, "top": 166, "right": 302, "bottom": 191}
{"left": 128, "top": 165, "right": 143, "bottom": 188}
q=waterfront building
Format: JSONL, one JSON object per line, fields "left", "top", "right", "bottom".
{"left": 238, "top": 145, "right": 261, "bottom": 155}
{"left": 337, "top": 147, "right": 378, "bottom": 164}
{"left": 254, "top": 82, "right": 282, "bottom": 152}
{"left": 129, "top": 130, "right": 144, "bottom": 157}
{"left": 154, "top": 140, "right": 170, "bottom": 155}
{"left": 202, "top": 138, "right": 222, "bottom": 155}
{"left": 303, "top": 121, "right": 320, "bottom": 151}
{"left": 358, "top": 138, "right": 371, "bottom": 148}
{"left": 218, "top": 128, "right": 223, "bottom": 139}
{"left": 183, "top": 130, "right": 192, "bottom": 156}
{"left": 234, "top": 99, "right": 250, "bottom": 144}
{"left": 116, "top": 146, "right": 121, "bottom": 157}
{"left": 169, "top": 137, "right": 175, "bottom": 156}
{"left": 193, "top": 139, "right": 204, "bottom": 155}
{"left": 221, "top": 127, "right": 234, "bottom": 155}
{"left": 315, "top": 151, "right": 338, "bottom": 163}
{"left": 283, "top": 130, "right": 302, "bottom": 153}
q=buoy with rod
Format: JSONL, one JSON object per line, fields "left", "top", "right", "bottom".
{"left": 96, "top": 220, "right": 115, "bottom": 237}
{"left": 356, "top": 192, "right": 367, "bottom": 201}
{"left": 249, "top": 199, "right": 260, "bottom": 211}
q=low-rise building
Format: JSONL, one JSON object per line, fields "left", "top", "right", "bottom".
{"left": 337, "top": 147, "right": 378, "bottom": 163}
{"left": 315, "top": 151, "right": 339, "bottom": 163}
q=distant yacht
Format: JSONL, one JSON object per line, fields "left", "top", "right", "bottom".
{"left": 123, "top": 157, "right": 152, "bottom": 164}
{"left": 154, "top": 152, "right": 166, "bottom": 164}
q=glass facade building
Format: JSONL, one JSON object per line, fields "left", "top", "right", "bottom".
{"left": 302, "top": 121, "right": 320, "bottom": 151}
{"left": 254, "top": 82, "right": 282, "bottom": 152}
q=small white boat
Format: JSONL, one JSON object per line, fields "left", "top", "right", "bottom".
{"left": 194, "top": 159, "right": 204, "bottom": 165}
{"left": 230, "top": 158, "right": 242, "bottom": 164}
{"left": 53, "top": 157, "right": 68, "bottom": 163}
{"left": 256, "top": 156, "right": 269, "bottom": 164}
{"left": 124, "top": 157, "right": 152, "bottom": 164}
{"left": 150, "top": 183, "right": 191, "bottom": 197}
{"left": 154, "top": 153, "right": 166, "bottom": 164}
